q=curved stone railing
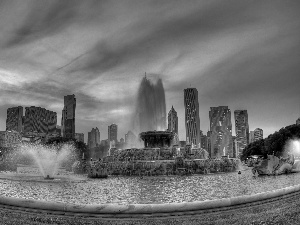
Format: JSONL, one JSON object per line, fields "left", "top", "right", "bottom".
{"left": 1, "top": 184, "right": 300, "bottom": 215}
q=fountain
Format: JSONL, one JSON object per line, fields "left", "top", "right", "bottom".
{"left": 133, "top": 74, "right": 166, "bottom": 135}
{"left": 17, "top": 143, "right": 74, "bottom": 179}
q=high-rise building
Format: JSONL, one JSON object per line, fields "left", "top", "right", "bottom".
{"left": 168, "top": 106, "right": 178, "bottom": 136}
{"left": 200, "top": 134, "right": 208, "bottom": 150}
{"left": 0, "top": 130, "right": 22, "bottom": 147}
{"left": 234, "top": 110, "right": 249, "bottom": 156}
{"left": 6, "top": 106, "right": 23, "bottom": 133}
{"left": 209, "top": 106, "right": 233, "bottom": 158}
{"left": 296, "top": 118, "right": 300, "bottom": 125}
{"left": 61, "top": 94, "right": 76, "bottom": 139}
{"left": 75, "top": 133, "right": 84, "bottom": 143}
{"left": 232, "top": 136, "right": 238, "bottom": 158}
{"left": 55, "top": 125, "right": 62, "bottom": 136}
{"left": 207, "top": 131, "right": 212, "bottom": 154}
{"left": 184, "top": 88, "right": 201, "bottom": 146}
{"left": 100, "top": 139, "right": 109, "bottom": 146}
{"left": 254, "top": 128, "right": 263, "bottom": 141}
{"left": 88, "top": 127, "right": 100, "bottom": 149}
{"left": 108, "top": 124, "right": 118, "bottom": 143}
{"left": 249, "top": 131, "right": 255, "bottom": 143}
{"left": 23, "top": 106, "right": 57, "bottom": 134}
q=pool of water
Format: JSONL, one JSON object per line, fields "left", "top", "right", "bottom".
{"left": 1, "top": 167, "right": 300, "bottom": 205}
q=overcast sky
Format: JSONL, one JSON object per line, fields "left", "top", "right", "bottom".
{"left": 0, "top": 0, "right": 300, "bottom": 142}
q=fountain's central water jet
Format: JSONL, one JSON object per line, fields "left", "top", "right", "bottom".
{"left": 133, "top": 75, "right": 166, "bottom": 135}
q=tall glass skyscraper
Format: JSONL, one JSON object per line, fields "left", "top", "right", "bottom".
{"left": 209, "top": 106, "right": 233, "bottom": 158}
{"left": 61, "top": 94, "right": 76, "bottom": 139}
{"left": 184, "top": 88, "right": 200, "bottom": 146}
{"left": 234, "top": 110, "right": 249, "bottom": 156}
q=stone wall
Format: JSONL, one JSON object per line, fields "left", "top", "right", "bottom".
{"left": 87, "top": 158, "right": 239, "bottom": 177}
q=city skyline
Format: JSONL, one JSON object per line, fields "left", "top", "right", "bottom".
{"left": 0, "top": 1, "right": 300, "bottom": 142}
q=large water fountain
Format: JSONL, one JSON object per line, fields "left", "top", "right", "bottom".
{"left": 0, "top": 142, "right": 84, "bottom": 183}
{"left": 19, "top": 143, "right": 73, "bottom": 179}
{"left": 133, "top": 74, "right": 166, "bottom": 135}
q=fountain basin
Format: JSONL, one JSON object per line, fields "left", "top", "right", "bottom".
{"left": 2, "top": 167, "right": 300, "bottom": 205}
{"left": 0, "top": 171, "right": 86, "bottom": 183}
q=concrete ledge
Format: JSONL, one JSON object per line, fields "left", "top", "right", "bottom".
{"left": 1, "top": 184, "right": 300, "bottom": 215}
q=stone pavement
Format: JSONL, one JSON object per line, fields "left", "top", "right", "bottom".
{"left": 1, "top": 190, "right": 300, "bottom": 225}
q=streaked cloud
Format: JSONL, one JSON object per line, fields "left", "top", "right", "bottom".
{"left": 0, "top": 0, "right": 299, "bottom": 141}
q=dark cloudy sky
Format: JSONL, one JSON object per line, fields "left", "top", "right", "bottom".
{"left": 0, "top": 0, "right": 300, "bottom": 142}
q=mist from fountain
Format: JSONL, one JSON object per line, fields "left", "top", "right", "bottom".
{"left": 133, "top": 75, "right": 166, "bottom": 136}
{"left": 284, "top": 139, "right": 300, "bottom": 171}
{"left": 19, "top": 143, "right": 74, "bottom": 178}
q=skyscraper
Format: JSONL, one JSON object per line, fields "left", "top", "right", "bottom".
{"left": 234, "top": 110, "right": 249, "bottom": 156}
{"left": 200, "top": 134, "right": 208, "bottom": 150}
{"left": 184, "top": 88, "right": 201, "bottom": 146}
{"left": 249, "top": 131, "right": 255, "bottom": 143}
{"left": 108, "top": 124, "right": 118, "bottom": 144}
{"left": 61, "top": 94, "right": 76, "bottom": 139}
{"left": 254, "top": 128, "right": 263, "bottom": 141}
{"left": 23, "top": 106, "right": 57, "bottom": 134}
{"left": 88, "top": 127, "right": 100, "bottom": 149}
{"left": 168, "top": 106, "right": 178, "bottom": 135}
{"left": 6, "top": 106, "right": 23, "bottom": 133}
{"left": 209, "top": 106, "right": 233, "bottom": 158}
{"left": 0, "top": 130, "right": 22, "bottom": 148}
{"left": 232, "top": 136, "right": 238, "bottom": 158}
{"left": 207, "top": 130, "right": 212, "bottom": 153}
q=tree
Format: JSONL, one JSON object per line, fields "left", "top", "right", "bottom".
{"left": 241, "top": 124, "right": 300, "bottom": 161}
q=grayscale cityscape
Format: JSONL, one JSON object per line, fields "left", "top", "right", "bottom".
{"left": 0, "top": 1, "right": 300, "bottom": 225}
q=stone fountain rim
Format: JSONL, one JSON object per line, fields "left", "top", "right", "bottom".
{"left": 0, "top": 184, "right": 300, "bottom": 214}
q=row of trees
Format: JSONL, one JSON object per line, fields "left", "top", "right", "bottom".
{"left": 241, "top": 124, "right": 300, "bottom": 161}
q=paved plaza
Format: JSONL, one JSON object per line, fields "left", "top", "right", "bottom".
{"left": 1, "top": 190, "right": 300, "bottom": 225}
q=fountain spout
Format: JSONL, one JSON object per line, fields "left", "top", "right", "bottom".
{"left": 44, "top": 175, "right": 54, "bottom": 180}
